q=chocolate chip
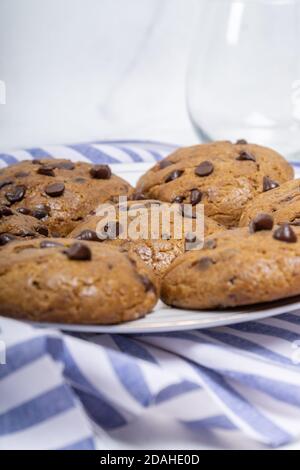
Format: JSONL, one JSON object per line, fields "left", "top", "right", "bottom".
{"left": 263, "top": 176, "right": 279, "bottom": 192}
{"left": 74, "top": 177, "right": 86, "bottom": 183}
{"left": 33, "top": 209, "right": 48, "bottom": 220}
{"left": 159, "top": 159, "right": 173, "bottom": 169}
{"left": 89, "top": 164, "right": 112, "bottom": 179}
{"left": 0, "top": 206, "right": 13, "bottom": 217}
{"left": 64, "top": 242, "right": 92, "bottom": 261}
{"left": 139, "top": 275, "right": 156, "bottom": 293}
{"left": 185, "top": 232, "right": 197, "bottom": 243}
{"left": 16, "top": 207, "right": 31, "bottom": 215}
{"left": 131, "top": 191, "right": 146, "bottom": 201}
{"left": 51, "top": 231, "right": 61, "bottom": 238}
{"left": 141, "top": 200, "right": 161, "bottom": 209}
{"left": 290, "top": 219, "right": 300, "bottom": 226}
{"left": 40, "top": 240, "right": 64, "bottom": 249}
{"left": 15, "top": 171, "right": 29, "bottom": 178}
{"left": 45, "top": 182, "right": 65, "bottom": 197}
{"left": 273, "top": 224, "right": 297, "bottom": 243}
{"left": 5, "top": 185, "right": 26, "bottom": 203}
{"left": 236, "top": 151, "right": 256, "bottom": 162}
{"left": 35, "top": 226, "right": 49, "bottom": 236}
{"left": 236, "top": 139, "right": 248, "bottom": 145}
{"left": 37, "top": 165, "right": 55, "bottom": 177}
{"left": 250, "top": 213, "right": 274, "bottom": 232}
{"left": 195, "top": 161, "right": 214, "bottom": 177}
{"left": 76, "top": 230, "right": 100, "bottom": 242}
{"left": 203, "top": 238, "right": 217, "bottom": 249}
{"left": 165, "top": 169, "right": 184, "bottom": 183}
{"left": 103, "top": 221, "right": 122, "bottom": 239}
{"left": 280, "top": 195, "right": 293, "bottom": 203}
{"left": 0, "top": 206, "right": 13, "bottom": 218}
{"left": 0, "top": 233, "right": 18, "bottom": 245}
{"left": 32, "top": 204, "right": 50, "bottom": 219}
{"left": 171, "top": 195, "right": 184, "bottom": 204}
{"left": 160, "top": 233, "right": 170, "bottom": 240}
{"left": 190, "top": 189, "right": 202, "bottom": 205}
{"left": 32, "top": 159, "right": 42, "bottom": 164}
{"left": 56, "top": 161, "right": 75, "bottom": 170}
{"left": 193, "top": 257, "right": 215, "bottom": 270}
{"left": 0, "top": 179, "right": 13, "bottom": 190}
{"left": 181, "top": 205, "right": 197, "bottom": 219}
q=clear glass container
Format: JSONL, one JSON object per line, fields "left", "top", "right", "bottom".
{"left": 187, "top": 0, "right": 300, "bottom": 159}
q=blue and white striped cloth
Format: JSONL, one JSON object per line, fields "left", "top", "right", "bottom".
{"left": 1, "top": 140, "right": 300, "bottom": 450}
{"left": 0, "top": 140, "right": 177, "bottom": 168}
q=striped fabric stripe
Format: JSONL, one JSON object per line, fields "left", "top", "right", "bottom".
{"left": 1, "top": 140, "right": 300, "bottom": 449}
{"left": 0, "top": 140, "right": 177, "bottom": 168}
{"left": 2, "top": 312, "right": 300, "bottom": 449}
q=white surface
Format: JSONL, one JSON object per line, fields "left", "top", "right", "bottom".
{"left": 0, "top": 0, "right": 200, "bottom": 149}
{"left": 94, "top": 416, "right": 300, "bottom": 451}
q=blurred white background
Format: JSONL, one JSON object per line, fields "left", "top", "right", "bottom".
{"left": 0, "top": 0, "right": 201, "bottom": 149}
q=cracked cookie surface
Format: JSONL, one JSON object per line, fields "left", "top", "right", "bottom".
{"left": 161, "top": 225, "right": 300, "bottom": 309}
{"left": 0, "top": 238, "right": 159, "bottom": 324}
{"left": 68, "top": 199, "right": 225, "bottom": 276}
{"left": 240, "top": 179, "right": 300, "bottom": 227}
{"left": 0, "top": 208, "right": 49, "bottom": 244}
{"left": 136, "top": 141, "right": 294, "bottom": 228}
{"left": 0, "top": 159, "right": 133, "bottom": 236}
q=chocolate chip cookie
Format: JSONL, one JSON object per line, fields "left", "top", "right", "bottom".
{"left": 68, "top": 199, "right": 225, "bottom": 276}
{"left": 0, "top": 159, "right": 132, "bottom": 236}
{"left": 136, "top": 141, "right": 294, "bottom": 228}
{"left": 240, "top": 178, "right": 300, "bottom": 227}
{"left": 161, "top": 222, "right": 300, "bottom": 309}
{"left": 0, "top": 238, "right": 159, "bottom": 324}
{"left": 0, "top": 207, "right": 49, "bottom": 245}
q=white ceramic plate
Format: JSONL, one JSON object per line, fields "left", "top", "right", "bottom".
{"left": 33, "top": 298, "right": 300, "bottom": 334}
{"left": 28, "top": 161, "right": 300, "bottom": 334}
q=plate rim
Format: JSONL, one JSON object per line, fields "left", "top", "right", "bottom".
{"left": 27, "top": 299, "right": 300, "bottom": 334}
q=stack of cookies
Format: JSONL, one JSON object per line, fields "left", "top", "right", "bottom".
{"left": 1, "top": 140, "right": 300, "bottom": 324}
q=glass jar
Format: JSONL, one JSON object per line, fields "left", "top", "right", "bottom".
{"left": 187, "top": 0, "right": 300, "bottom": 159}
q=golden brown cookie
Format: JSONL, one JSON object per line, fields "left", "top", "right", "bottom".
{"left": 136, "top": 141, "right": 294, "bottom": 228}
{"left": 240, "top": 179, "right": 300, "bottom": 227}
{"left": 0, "top": 238, "right": 159, "bottom": 324}
{"left": 0, "top": 207, "right": 49, "bottom": 245}
{"left": 0, "top": 159, "right": 132, "bottom": 236}
{"left": 161, "top": 222, "right": 300, "bottom": 309}
{"left": 68, "top": 199, "right": 225, "bottom": 276}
